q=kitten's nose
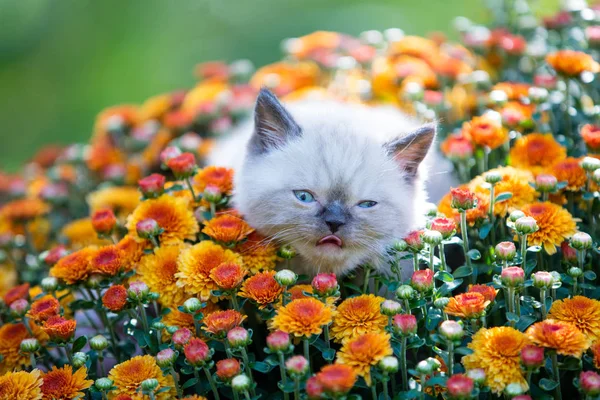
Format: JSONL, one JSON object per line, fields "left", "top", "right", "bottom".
{"left": 322, "top": 203, "right": 347, "bottom": 233}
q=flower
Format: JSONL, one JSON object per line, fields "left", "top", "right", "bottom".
{"left": 176, "top": 241, "right": 242, "bottom": 301}
{"left": 411, "top": 269, "right": 434, "bottom": 292}
{"left": 446, "top": 374, "right": 474, "bottom": 399}
{"left": 580, "top": 371, "right": 600, "bottom": 396}
{"left": 535, "top": 174, "right": 558, "bottom": 192}
{"left": 271, "top": 297, "right": 333, "bottom": 337}
{"left": 216, "top": 359, "right": 241, "bottom": 382}
{"left": 315, "top": 364, "right": 357, "bottom": 395}
{"left": 430, "top": 217, "right": 456, "bottom": 239}
{"left": 126, "top": 195, "right": 199, "bottom": 245}
{"left": 90, "top": 245, "right": 123, "bottom": 276}
{"left": 548, "top": 296, "right": 600, "bottom": 342}
{"left": 209, "top": 262, "right": 247, "bottom": 290}
{"left": 102, "top": 285, "right": 128, "bottom": 312}
{"left": 0, "top": 370, "right": 43, "bottom": 400}
{"left": 463, "top": 327, "right": 529, "bottom": 394}
{"left": 551, "top": 157, "right": 587, "bottom": 191}
{"left": 193, "top": 166, "right": 234, "bottom": 195}
{"left": 227, "top": 327, "right": 250, "bottom": 347}
{"left": 526, "top": 320, "right": 590, "bottom": 357}
{"left": 462, "top": 115, "right": 508, "bottom": 150}
{"left": 329, "top": 294, "right": 387, "bottom": 343}
{"left": 138, "top": 173, "right": 166, "bottom": 198}
{"left": 108, "top": 355, "right": 175, "bottom": 400}
{"left": 0, "top": 322, "right": 47, "bottom": 373}
{"left": 440, "top": 133, "right": 474, "bottom": 161}
{"left": 591, "top": 342, "right": 600, "bottom": 369}
{"left": 166, "top": 152, "right": 197, "bottom": 178}
{"left": 184, "top": 338, "right": 211, "bottom": 366}
{"left": 521, "top": 202, "right": 577, "bottom": 254}
{"left": 238, "top": 271, "right": 283, "bottom": 308}
{"left": 203, "top": 214, "right": 254, "bottom": 243}
{"left": 509, "top": 133, "right": 566, "bottom": 174}
{"left": 3, "top": 283, "right": 30, "bottom": 306}
{"left": 42, "top": 316, "right": 76, "bottom": 343}
{"left": 336, "top": 332, "right": 393, "bottom": 385}
{"left": 266, "top": 330, "right": 291, "bottom": 352}
{"left": 306, "top": 377, "right": 323, "bottom": 399}
{"left": 520, "top": 344, "right": 544, "bottom": 369}
{"left": 392, "top": 314, "right": 418, "bottom": 336}
{"left": 91, "top": 209, "right": 117, "bottom": 236}
{"left": 438, "top": 186, "right": 489, "bottom": 226}
{"left": 440, "top": 320, "right": 465, "bottom": 340}
{"left": 468, "top": 284, "right": 498, "bottom": 302}
{"left": 41, "top": 366, "right": 93, "bottom": 400}
{"left": 581, "top": 124, "right": 600, "bottom": 152}
{"left": 60, "top": 218, "right": 111, "bottom": 248}
{"left": 501, "top": 267, "right": 525, "bottom": 287}
{"left": 28, "top": 295, "right": 60, "bottom": 323}
{"left": 49, "top": 246, "right": 96, "bottom": 285}
{"left": 87, "top": 186, "right": 141, "bottom": 217}
{"left": 203, "top": 310, "right": 246, "bottom": 337}
{"left": 285, "top": 355, "right": 309, "bottom": 376}
{"left": 546, "top": 50, "right": 600, "bottom": 76}
{"left": 1, "top": 198, "right": 49, "bottom": 222}
{"left": 450, "top": 187, "right": 476, "bottom": 210}
{"left": 136, "top": 244, "right": 188, "bottom": 307}
{"left": 445, "top": 292, "right": 490, "bottom": 319}
{"left": 234, "top": 231, "right": 280, "bottom": 274}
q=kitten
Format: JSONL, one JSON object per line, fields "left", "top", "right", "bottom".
{"left": 208, "top": 88, "right": 449, "bottom": 276}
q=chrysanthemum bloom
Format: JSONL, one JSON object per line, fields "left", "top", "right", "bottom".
{"left": 108, "top": 355, "right": 175, "bottom": 400}
{"left": 445, "top": 292, "right": 490, "bottom": 319}
{"left": 500, "top": 102, "right": 534, "bottom": 128}
{"left": 329, "top": 294, "right": 387, "bottom": 343}
{"left": 193, "top": 166, "right": 234, "bottom": 195}
{"left": 60, "top": 218, "right": 111, "bottom": 248}
{"left": 136, "top": 244, "right": 188, "bottom": 307}
{"left": 126, "top": 195, "right": 199, "bottom": 245}
{"left": 315, "top": 364, "right": 357, "bottom": 395}
{"left": 430, "top": 217, "right": 456, "bottom": 239}
{"left": 238, "top": 271, "right": 283, "bottom": 309}
{"left": 438, "top": 187, "right": 489, "bottom": 226}
{"left": 446, "top": 374, "right": 474, "bottom": 399}
{"left": 90, "top": 245, "right": 123, "bottom": 276}
{"left": 1, "top": 198, "right": 50, "bottom": 222}
{"left": 509, "top": 133, "right": 567, "bottom": 175}
{"left": 581, "top": 124, "right": 600, "bottom": 152}
{"left": 176, "top": 241, "right": 242, "bottom": 301}
{"left": 3, "top": 283, "right": 30, "bottom": 306}
{"left": 548, "top": 296, "right": 600, "bottom": 342}
{"left": 467, "top": 284, "right": 498, "bottom": 303}
{"left": 28, "top": 295, "right": 60, "bottom": 323}
{"left": 42, "top": 316, "right": 76, "bottom": 343}
{"left": 234, "top": 231, "right": 280, "bottom": 273}
{"left": 462, "top": 115, "right": 508, "bottom": 150}
{"left": 336, "top": 332, "right": 393, "bottom": 385}
{"left": 216, "top": 358, "right": 241, "bottom": 382}
{"left": 463, "top": 327, "right": 529, "bottom": 394}
{"left": 0, "top": 370, "right": 43, "bottom": 400}
{"left": 546, "top": 50, "right": 600, "bottom": 76}
{"left": 440, "top": 133, "right": 474, "bottom": 161}
{"left": 115, "top": 235, "right": 147, "bottom": 270}
{"left": 41, "top": 366, "right": 93, "bottom": 400}
{"left": 91, "top": 209, "right": 117, "bottom": 236}
{"left": 49, "top": 246, "right": 97, "bottom": 285}
{"left": 43, "top": 245, "right": 69, "bottom": 266}
{"left": 102, "top": 285, "right": 128, "bottom": 312}
{"left": 526, "top": 319, "right": 591, "bottom": 358}
{"left": 590, "top": 341, "right": 600, "bottom": 369}
{"left": 203, "top": 214, "right": 254, "bottom": 244}
{"left": 0, "top": 322, "right": 47, "bottom": 373}
{"left": 209, "top": 262, "right": 247, "bottom": 291}
{"left": 551, "top": 157, "right": 587, "bottom": 191}
{"left": 492, "top": 82, "right": 530, "bottom": 101}
{"left": 203, "top": 310, "right": 246, "bottom": 337}
{"left": 271, "top": 297, "right": 333, "bottom": 338}
{"left": 87, "top": 186, "right": 141, "bottom": 217}
{"left": 162, "top": 303, "right": 220, "bottom": 335}
{"left": 521, "top": 202, "right": 576, "bottom": 254}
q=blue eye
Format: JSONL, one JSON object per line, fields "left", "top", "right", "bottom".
{"left": 358, "top": 200, "right": 378, "bottom": 208}
{"left": 293, "top": 190, "right": 316, "bottom": 203}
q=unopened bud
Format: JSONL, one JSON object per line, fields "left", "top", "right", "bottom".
{"left": 227, "top": 327, "right": 250, "bottom": 348}
{"left": 41, "top": 277, "right": 59, "bottom": 292}
{"left": 285, "top": 355, "right": 309, "bottom": 376}
{"left": 531, "top": 271, "right": 554, "bottom": 289}
{"left": 381, "top": 300, "right": 402, "bottom": 316}
{"left": 396, "top": 284, "right": 415, "bottom": 300}
{"left": 501, "top": 267, "right": 525, "bottom": 287}
{"left": 392, "top": 314, "right": 417, "bottom": 336}
{"left": 141, "top": 378, "right": 159, "bottom": 392}
{"left": 379, "top": 356, "right": 399, "bottom": 373}
{"left": 571, "top": 232, "right": 593, "bottom": 250}
{"left": 73, "top": 352, "right": 88, "bottom": 368}
{"left": 266, "top": 330, "right": 291, "bottom": 352}
{"left": 466, "top": 368, "right": 486, "bottom": 385}
{"left": 580, "top": 371, "right": 600, "bottom": 396}
{"left": 275, "top": 269, "right": 297, "bottom": 286}
{"left": 495, "top": 241, "right": 516, "bottom": 261}
{"left": 203, "top": 184, "right": 223, "bottom": 204}
{"left": 231, "top": 374, "right": 251, "bottom": 392}
{"left": 156, "top": 348, "right": 177, "bottom": 368}
{"left": 10, "top": 299, "right": 29, "bottom": 317}
{"left": 182, "top": 297, "right": 202, "bottom": 313}
{"left": 509, "top": 210, "right": 525, "bottom": 222}
{"left": 485, "top": 171, "right": 502, "bottom": 184}
{"left": 422, "top": 230, "right": 443, "bottom": 246}
{"left": 439, "top": 320, "right": 464, "bottom": 340}
{"left": 20, "top": 338, "right": 40, "bottom": 353}
{"left": 569, "top": 267, "right": 583, "bottom": 278}
{"left": 434, "top": 297, "right": 450, "bottom": 309}
{"left": 136, "top": 218, "right": 161, "bottom": 239}
{"left": 582, "top": 156, "right": 600, "bottom": 172}
{"left": 90, "top": 335, "right": 109, "bottom": 351}
{"left": 514, "top": 216, "right": 538, "bottom": 235}
{"left": 535, "top": 174, "right": 558, "bottom": 192}
{"left": 95, "top": 378, "right": 114, "bottom": 391}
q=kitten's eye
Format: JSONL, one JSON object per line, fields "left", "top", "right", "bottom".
{"left": 357, "top": 200, "right": 378, "bottom": 208}
{"left": 293, "top": 190, "right": 316, "bottom": 203}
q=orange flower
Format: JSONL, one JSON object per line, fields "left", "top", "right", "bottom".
{"left": 468, "top": 285, "right": 498, "bottom": 303}
{"left": 548, "top": 296, "right": 600, "bottom": 342}
{"left": 42, "top": 316, "right": 76, "bottom": 343}
{"left": 41, "top": 366, "right": 93, "bottom": 400}
{"left": 209, "top": 262, "right": 247, "bottom": 290}
{"left": 438, "top": 186, "right": 489, "bottom": 226}
{"left": 388, "top": 36, "right": 439, "bottom": 65}
{"left": 393, "top": 56, "right": 439, "bottom": 88}
{"left": 462, "top": 115, "right": 508, "bottom": 149}
{"left": 102, "top": 285, "right": 128, "bottom": 312}
{"left": 499, "top": 102, "right": 534, "bottom": 129}
{"left": 315, "top": 364, "right": 357, "bottom": 395}
{"left": 90, "top": 245, "right": 123, "bottom": 276}
{"left": 234, "top": 231, "right": 280, "bottom": 274}
{"left": 108, "top": 355, "right": 175, "bottom": 400}
{"left": 445, "top": 292, "right": 490, "bottom": 319}
{"left": 509, "top": 133, "right": 567, "bottom": 175}
{"left": 238, "top": 271, "right": 283, "bottom": 308}
{"left": 271, "top": 297, "right": 333, "bottom": 338}
{"left": 3, "top": 283, "right": 30, "bottom": 306}
{"left": 546, "top": 50, "right": 600, "bottom": 76}
{"left": 49, "top": 247, "right": 97, "bottom": 285}
{"left": 521, "top": 202, "right": 577, "bottom": 254}
{"left": 590, "top": 341, "right": 600, "bottom": 369}
{"left": 526, "top": 319, "right": 590, "bottom": 357}
{"left": 193, "top": 166, "right": 235, "bottom": 195}
{"left": 330, "top": 294, "right": 387, "bottom": 343}
{"left": 581, "top": 124, "right": 600, "bottom": 152}
{"left": 203, "top": 214, "right": 254, "bottom": 243}
{"left": 28, "top": 295, "right": 60, "bottom": 323}
{"left": 175, "top": 241, "right": 242, "bottom": 301}
{"left": 250, "top": 61, "right": 320, "bottom": 96}
{"left": 0, "top": 370, "right": 43, "bottom": 400}
{"left": 202, "top": 310, "right": 246, "bottom": 337}
{"left": 1, "top": 198, "right": 49, "bottom": 222}
{"left": 161, "top": 304, "right": 219, "bottom": 333}
{"left": 492, "top": 82, "right": 530, "bottom": 101}
{"left": 60, "top": 218, "right": 111, "bottom": 248}
{"left": 288, "top": 284, "right": 314, "bottom": 301}
{"left": 115, "top": 235, "right": 147, "bottom": 271}
{"left": 87, "top": 186, "right": 141, "bottom": 217}
{"left": 0, "top": 322, "right": 47, "bottom": 373}
{"left": 126, "top": 194, "right": 199, "bottom": 245}
{"left": 550, "top": 157, "right": 587, "bottom": 191}
{"left": 336, "top": 332, "right": 393, "bottom": 385}
{"left": 288, "top": 31, "right": 341, "bottom": 58}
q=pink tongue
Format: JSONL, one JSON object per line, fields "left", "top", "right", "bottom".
{"left": 317, "top": 235, "right": 343, "bottom": 247}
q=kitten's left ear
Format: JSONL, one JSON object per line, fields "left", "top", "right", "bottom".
{"left": 384, "top": 123, "right": 436, "bottom": 178}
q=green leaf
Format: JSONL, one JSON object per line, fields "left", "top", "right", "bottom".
{"left": 435, "top": 271, "right": 454, "bottom": 282}
{"left": 72, "top": 336, "right": 87, "bottom": 353}
{"left": 251, "top": 361, "right": 273, "bottom": 373}
{"left": 425, "top": 375, "right": 448, "bottom": 387}
{"left": 438, "top": 279, "right": 464, "bottom": 296}
{"left": 452, "top": 266, "right": 473, "bottom": 278}
{"left": 584, "top": 270, "right": 597, "bottom": 281}
{"left": 426, "top": 314, "right": 442, "bottom": 331}
{"left": 516, "top": 315, "right": 537, "bottom": 332}
{"left": 506, "top": 312, "right": 519, "bottom": 322}
{"left": 539, "top": 378, "right": 559, "bottom": 391}
{"left": 181, "top": 377, "right": 198, "bottom": 390}
{"left": 323, "top": 348, "right": 336, "bottom": 361}
{"left": 495, "top": 192, "right": 513, "bottom": 203}
{"left": 467, "top": 249, "right": 481, "bottom": 260}
{"left": 278, "top": 380, "right": 297, "bottom": 393}
{"left": 478, "top": 222, "right": 493, "bottom": 240}
{"left": 344, "top": 283, "right": 362, "bottom": 294}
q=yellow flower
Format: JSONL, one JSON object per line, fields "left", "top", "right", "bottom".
{"left": 49, "top": 246, "right": 97, "bottom": 285}
{"left": 0, "top": 370, "right": 43, "bottom": 400}
{"left": 272, "top": 297, "right": 333, "bottom": 338}
{"left": 60, "top": 218, "right": 111, "bottom": 249}
{"left": 234, "top": 231, "right": 280, "bottom": 274}
{"left": 521, "top": 202, "right": 577, "bottom": 254}
{"left": 137, "top": 244, "right": 188, "bottom": 308}
{"left": 546, "top": 50, "right": 600, "bottom": 76}
{"left": 550, "top": 157, "right": 587, "bottom": 191}
{"left": 0, "top": 322, "right": 47, "bottom": 374}
{"left": 108, "top": 355, "right": 175, "bottom": 400}
{"left": 526, "top": 319, "right": 590, "bottom": 358}
{"left": 336, "top": 332, "right": 393, "bottom": 386}
{"left": 175, "top": 241, "right": 242, "bottom": 301}
{"left": 330, "top": 294, "right": 387, "bottom": 343}
{"left": 509, "top": 133, "right": 567, "bottom": 175}
{"left": 462, "top": 326, "right": 529, "bottom": 394}
{"left": 238, "top": 271, "right": 283, "bottom": 308}
{"left": 41, "top": 366, "right": 93, "bottom": 400}
{"left": 548, "top": 296, "right": 600, "bottom": 342}
{"left": 87, "top": 186, "right": 141, "bottom": 218}
{"left": 1, "top": 198, "right": 49, "bottom": 222}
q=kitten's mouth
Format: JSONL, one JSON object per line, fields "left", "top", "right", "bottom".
{"left": 317, "top": 235, "right": 343, "bottom": 248}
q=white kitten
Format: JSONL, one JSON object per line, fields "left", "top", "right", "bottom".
{"left": 208, "top": 89, "right": 452, "bottom": 276}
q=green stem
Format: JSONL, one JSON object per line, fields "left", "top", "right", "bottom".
{"left": 240, "top": 347, "right": 257, "bottom": 397}
{"left": 137, "top": 303, "right": 149, "bottom": 333}
{"left": 403, "top": 299, "right": 411, "bottom": 315}
{"left": 420, "top": 373, "right": 427, "bottom": 400}
{"left": 551, "top": 352, "right": 562, "bottom": 400}
{"left": 303, "top": 338, "right": 310, "bottom": 370}
{"left": 460, "top": 211, "right": 473, "bottom": 283}
{"left": 294, "top": 377, "right": 300, "bottom": 400}
{"left": 170, "top": 367, "right": 182, "bottom": 398}
{"left": 447, "top": 341, "right": 454, "bottom": 376}
{"left": 278, "top": 352, "right": 290, "bottom": 400}
{"left": 363, "top": 265, "right": 372, "bottom": 294}
{"left": 439, "top": 243, "right": 447, "bottom": 271}
{"left": 193, "top": 368, "right": 203, "bottom": 395}
{"left": 383, "top": 373, "right": 390, "bottom": 400}
{"left": 98, "top": 353, "right": 106, "bottom": 377}
{"left": 210, "top": 202, "right": 217, "bottom": 218}
{"left": 520, "top": 234, "right": 528, "bottom": 269}
{"left": 401, "top": 336, "right": 408, "bottom": 392}
{"left": 203, "top": 366, "right": 221, "bottom": 400}
{"left": 515, "top": 290, "right": 521, "bottom": 318}
{"left": 194, "top": 319, "right": 202, "bottom": 337}
{"left": 371, "top": 383, "right": 378, "bottom": 400}
{"left": 324, "top": 325, "right": 331, "bottom": 350}
{"left": 185, "top": 177, "right": 198, "bottom": 202}
{"left": 231, "top": 293, "right": 241, "bottom": 311}
{"left": 540, "top": 289, "right": 547, "bottom": 320}
{"left": 507, "top": 287, "right": 515, "bottom": 327}
{"left": 526, "top": 370, "right": 532, "bottom": 389}
{"left": 412, "top": 251, "right": 419, "bottom": 272}
{"left": 64, "top": 345, "right": 74, "bottom": 365}
{"left": 29, "top": 353, "right": 37, "bottom": 370}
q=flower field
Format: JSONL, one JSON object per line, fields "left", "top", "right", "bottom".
{"left": 3, "top": 0, "right": 600, "bottom": 399}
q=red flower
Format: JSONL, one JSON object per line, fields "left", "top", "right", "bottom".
{"left": 450, "top": 187, "right": 476, "bottom": 210}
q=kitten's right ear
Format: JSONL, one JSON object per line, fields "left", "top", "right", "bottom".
{"left": 249, "top": 88, "right": 302, "bottom": 155}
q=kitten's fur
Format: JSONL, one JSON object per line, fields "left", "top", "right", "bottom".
{"left": 209, "top": 89, "right": 450, "bottom": 276}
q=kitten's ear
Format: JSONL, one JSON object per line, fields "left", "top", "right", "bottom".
{"left": 384, "top": 123, "right": 436, "bottom": 178}
{"left": 249, "top": 88, "right": 302, "bottom": 155}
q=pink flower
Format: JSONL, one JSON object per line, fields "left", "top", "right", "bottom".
{"left": 450, "top": 187, "right": 476, "bottom": 210}
{"left": 430, "top": 217, "right": 456, "bottom": 239}
{"left": 404, "top": 230, "right": 425, "bottom": 251}
{"left": 535, "top": 174, "right": 558, "bottom": 192}
{"left": 501, "top": 267, "right": 525, "bottom": 287}
{"left": 160, "top": 146, "right": 182, "bottom": 164}
{"left": 172, "top": 328, "right": 193, "bottom": 347}
{"left": 227, "top": 327, "right": 250, "bottom": 347}
{"left": 495, "top": 241, "right": 516, "bottom": 261}
{"left": 184, "top": 338, "right": 211, "bottom": 366}
{"left": 306, "top": 377, "right": 324, "bottom": 399}
{"left": 520, "top": 344, "right": 544, "bottom": 368}
{"left": 266, "top": 330, "right": 291, "bottom": 352}
{"left": 138, "top": 174, "right": 166, "bottom": 198}
{"left": 581, "top": 371, "right": 600, "bottom": 396}
{"left": 167, "top": 153, "right": 197, "bottom": 178}
{"left": 392, "top": 314, "right": 417, "bottom": 336}
{"left": 311, "top": 273, "right": 338, "bottom": 297}
{"left": 411, "top": 269, "right": 434, "bottom": 292}
{"left": 285, "top": 355, "right": 309, "bottom": 375}
{"left": 446, "top": 374, "right": 474, "bottom": 399}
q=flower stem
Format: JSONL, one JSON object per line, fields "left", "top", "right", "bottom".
{"left": 303, "top": 338, "right": 311, "bottom": 370}
{"left": 294, "top": 377, "right": 300, "bottom": 400}
{"left": 324, "top": 325, "right": 331, "bottom": 351}
{"left": 185, "top": 177, "right": 198, "bottom": 202}
{"left": 515, "top": 291, "right": 521, "bottom": 318}
{"left": 64, "top": 345, "right": 74, "bottom": 365}
{"left": 507, "top": 287, "right": 515, "bottom": 327}
{"left": 403, "top": 299, "right": 411, "bottom": 315}
{"left": 203, "top": 366, "right": 221, "bottom": 400}
{"left": 439, "top": 243, "right": 447, "bottom": 271}
{"left": 401, "top": 336, "right": 408, "bottom": 392}
{"left": 278, "top": 352, "right": 290, "bottom": 400}
{"left": 231, "top": 294, "right": 240, "bottom": 312}
{"left": 29, "top": 353, "right": 37, "bottom": 370}
{"left": 210, "top": 202, "right": 217, "bottom": 218}
{"left": 540, "top": 289, "right": 548, "bottom": 319}
{"left": 240, "top": 347, "right": 257, "bottom": 397}
{"left": 520, "top": 234, "right": 528, "bottom": 269}
{"left": 170, "top": 367, "right": 182, "bottom": 398}
{"left": 551, "top": 352, "right": 562, "bottom": 400}
{"left": 412, "top": 251, "right": 419, "bottom": 272}
{"left": 371, "top": 383, "right": 378, "bottom": 400}
{"left": 447, "top": 341, "right": 454, "bottom": 376}
{"left": 460, "top": 211, "right": 473, "bottom": 283}
{"left": 363, "top": 265, "right": 372, "bottom": 294}
{"left": 419, "top": 373, "right": 427, "bottom": 400}
{"left": 137, "top": 303, "right": 149, "bottom": 333}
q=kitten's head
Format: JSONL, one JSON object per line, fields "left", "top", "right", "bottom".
{"left": 235, "top": 88, "right": 435, "bottom": 276}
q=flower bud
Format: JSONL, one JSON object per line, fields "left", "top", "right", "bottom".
{"left": 203, "top": 184, "right": 223, "bottom": 204}
{"left": 20, "top": 338, "right": 40, "bottom": 353}
{"left": 86, "top": 274, "right": 103, "bottom": 290}
{"left": 275, "top": 269, "right": 297, "bottom": 286}
{"left": 434, "top": 297, "right": 450, "bottom": 309}
{"left": 430, "top": 217, "right": 456, "bottom": 239}
{"left": 156, "top": 348, "right": 177, "bottom": 368}
{"left": 43, "top": 246, "right": 69, "bottom": 266}
{"left": 528, "top": 87, "right": 548, "bottom": 104}
{"left": 136, "top": 218, "right": 161, "bottom": 239}
{"left": 90, "top": 335, "right": 109, "bottom": 351}
{"left": 379, "top": 356, "right": 399, "bottom": 373}
{"left": 138, "top": 174, "right": 166, "bottom": 198}
{"left": 160, "top": 146, "right": 182, "bottom": 165}
{"left": 172, "top": 328, "right": 193, "bottom": 347}
{"left": 489, "top": 89, "right": 508, "bottom": 106}
{"left": 450, "top": 187, "right": 476, "bottom": 210}
{"left": 184, "top": 338, "right": 211, "bottom": 367}
{"left": 306, "top": 376, "right": 324, "bottom": 399}
{"left": 95, "top": 378, "right": 114, "bottom": 391}
{"left": 508, "top": 210, "right": 525, "bottom": 222}
{"left": 182, "top": 297, "right": 202, "bottom": 313}
{"left": 127, "top": 281, "right": 149, "bottom": 301}
{"left": 580, "top": 371, "right": 600, "bottom": 396}
{"left": 466, "top": 368, "right": 486, "bottom": 385}
{"left": 504, "top": 382, "right": 525, "bottom": 397}
{"left": 103, "top": 164, "right": 126, "bottom": 184}
{"left": 531, "top": 271, "right": 554, "bottom": 289}
{"left": 569, "top": 267, "right": 583, "bottom": 278}
{"left": 422, "top": 230, "right": 443, "bottom": 246}
{"left": 582, "top": 156, "right": 600, "bottom": 172}
{"left": 73, "top": 352, "right": 88, "bottom": 368}
{"left": 535, "top": 174, "right": 558, "bottom": 192}
{"left": 520, "top": 344, "right": 544, "bottom": 369}
{"left": 231, "top": 374, "right": 251, "bottom": 392}
{"left": 392, "top": 239, "right": 408, "bottom": 252}
{"left": 166, "top": 326, "right": 179, "bottom": 335}
{"left": 41, "top": 277, "right": 59, "bottom": 292}
{"left": 571, "top": 232, "right": 593, "bottom": 251}
{"left": 311, "top": 273, "right": 338, "bottom": 297}
{"left": 392, "top": 314, "right": 417, "bottom": 336}
{"left": 446, "top": 374, "right": 474, "bottom": 399}
{"left": 141, "top": 378, "right": 159, "bottom": 392}
{"left": 10, "top": 299, "right": 29, "bottom": 317}
{"left": 266, "top": 330, "right": 291, "bottom": 352}
{"left": 91, "top": 209, "right": 117, "bottom": 236}
{"left": 514, "top": 216, "right": 538, "bottom": 235}
{"left": 227, "top": 327, "right": 250, "bottom": 348}
{"left": 411, "top": 269, "right": 434, "bottom": 292}
{"left": 501, "top": 267, "right": 525, "bottom": 287}
{"left": 396, "top": 284, "right": 415, "bottom": 300}
{"left": 561, "top": 241, "right": 578, "bottom": 263}
{"left": 216, "top": 358, "right": 241, "bottom": 382}
{"left": 285, "top": 355, "right": 309, "bottom": 376}
{"left": 405, "top": 230, "right": 425, "bottom": 251}
{"left": 439, "top": 320, "right": 464, "bottom": 341}
{"left": 381, "top": 300, "right": 402, "bottom": 316}
{"left": 416, "top": 360, "right": 435, "bottom": 375}
{"left": 485, "top": 171, "right": 502, "bottom": 184}
{"left": 167, "top": 152, "right": 197, "bottom": 179}
{"left": 495, "top": 241, "right": 516, "bottom": 262}
{"left": 277, "top": 245, "right": 296, "bottom": 259}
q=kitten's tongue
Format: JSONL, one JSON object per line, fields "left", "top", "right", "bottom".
{"left": 317, "top": 235, "right": 343, "bottom": 247}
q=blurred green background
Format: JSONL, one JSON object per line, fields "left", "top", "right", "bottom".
{"left": 0, "top": 0, "right": 557, "bottom": 170}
